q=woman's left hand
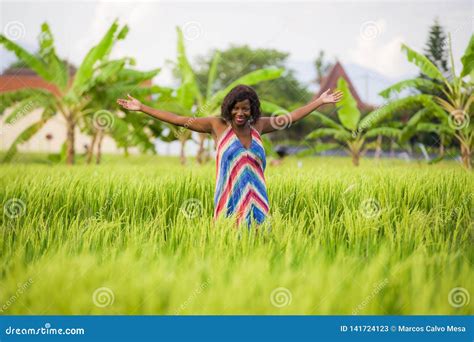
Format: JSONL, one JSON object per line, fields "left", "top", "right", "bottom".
{"left": 318, "top": 89, "right": 343, "bottom": 104}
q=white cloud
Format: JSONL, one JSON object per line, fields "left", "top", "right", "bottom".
{"left": 348, "top": 33, "right": 417, "bottom": 79}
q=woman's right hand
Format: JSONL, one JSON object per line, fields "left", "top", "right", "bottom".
{"left": 116, "top": 94, "right": 142, "bottom": 111}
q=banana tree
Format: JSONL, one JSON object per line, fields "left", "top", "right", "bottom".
{"left": 79, "top": 58, "right": 163, "bottom": 163}
{"left": 396, "top": 105, "right": 454, "bottom": 159}
{"left": 160, "top": 27, "right": 285, "bottom": 164}
{"left": 306, "top": 77, "right": 402, "bottom": 166}
{"left": 379, "top": 34, "right": 474, "bottom": 169}
{"left": 0, "top": 19, "right": 128, "bottom": 164}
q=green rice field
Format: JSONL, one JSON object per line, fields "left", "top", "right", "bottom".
{"left": 0, "top": 154, "right": 473, "bottom": 314}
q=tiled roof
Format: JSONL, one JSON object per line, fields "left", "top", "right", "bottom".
{"left": 313, "top": 61, "right": 373, "bottom": 112}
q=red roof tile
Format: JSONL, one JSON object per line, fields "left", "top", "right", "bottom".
{"left": 313, "top": 61, "right": 373, "bottom": 112}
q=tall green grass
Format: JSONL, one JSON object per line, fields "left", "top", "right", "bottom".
{"left": 0, "top": 155, "right": 472, "bottom": 314}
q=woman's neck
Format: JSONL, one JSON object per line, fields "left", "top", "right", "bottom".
{"left": 231, "top": 121, "right": 251, "bottom": 132}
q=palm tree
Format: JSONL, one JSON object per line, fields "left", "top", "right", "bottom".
{"left": 306, "top": 78, "right": 402, "bottom": 166}
{"left": 0, "top": 19, "right": 128, "bottom": 164}
{"left": 379, "top": 34, "right": 473, "bottom": 169}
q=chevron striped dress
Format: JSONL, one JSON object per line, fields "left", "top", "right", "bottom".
{"left": 213, "top": 124, "right": 270, "bottom": 227}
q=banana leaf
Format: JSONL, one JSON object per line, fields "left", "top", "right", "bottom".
{"left": 336, "top": 77, "right": 360, "bottom": 131}
{"left": 401, "top": 43, "right": 446, "bottom": 82}
{"left": 379, "top": 78, "right": 441, "bottom": 98}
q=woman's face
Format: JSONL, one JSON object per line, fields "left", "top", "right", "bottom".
{"left": 231, "top": 99, "right": 251, "bottom": 127}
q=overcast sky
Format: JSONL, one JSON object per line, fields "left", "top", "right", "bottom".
{"left": 1, "top": 0, "right": 473, "bottom": 102}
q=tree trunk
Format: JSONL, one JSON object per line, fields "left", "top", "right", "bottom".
{"left": 66, "top": 117, "right": 75, "bottom": 165}
{"left": 455, "top": 133, "right": 472, "bottom": 170}
{"left": 460, "top": 142, "right": 471, "bottom": 170}
{"left": 196, "top": 133, "right": 206, "bottom": 164}
{"left": 352, "top": 152, "right": 360, "bottom": 166}
{"left": 87, "top": 132, "right": 98, "bottom": 164}
{"left": 180, "top": 138, "right": 187, "bottom": 165}
{"left": 389, "top": 138, "right": 395, "bottom": 158}
{"left": 95, "top": 130, "right": 104, "bottom": 165}
{"left": 439, "top": 142, "right": 445, "bottom": 157}
{"left": 374, "top": 135, "right": 382, "bottom": 159}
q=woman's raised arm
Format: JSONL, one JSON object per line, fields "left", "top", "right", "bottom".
{"left": 258, "top": 88, "right": 343, "bottom": 134}
{"left": 116, "top": 94, "right": 214, "bottom": 134}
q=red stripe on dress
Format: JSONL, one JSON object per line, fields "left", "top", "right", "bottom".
{"left": 250, "top": 127, "right": 262, "bottom": 143}
{"left": 214, "top": 155, "right": 265, "bottom": 216}
{"left": 215, "top": 126, "right": 234, "bottom": 179}
{"left": 236, "top": 187, "right": 269, "bottom": 218}
{"left": 236, "top": 190, "right": 269, "bottom": 225}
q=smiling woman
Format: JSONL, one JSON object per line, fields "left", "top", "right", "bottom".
{"left": 116, "top": 84, "right": 342, "bottom": 227}
{"left": 213, "top": 86, "right": 269, "bottom": 227}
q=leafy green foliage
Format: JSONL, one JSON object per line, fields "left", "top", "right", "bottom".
{"left": 336, "top": 78, "right": 360, "bottom": 131}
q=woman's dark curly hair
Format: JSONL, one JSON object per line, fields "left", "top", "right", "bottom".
{"left": 220, "top": 85, "right": 261, "bottom": 123}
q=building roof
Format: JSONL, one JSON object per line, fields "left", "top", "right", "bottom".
{"left": 313, "top": 61, "right": 373, "bottom": 112}
{"left": 0, "top": 61, "right": 77, "bottom": 96}
{"left": 3, "top": 60, "right": 77, "bottom": 76}
{"left": 0, "top": 63, "right": 152, "bottom": 96}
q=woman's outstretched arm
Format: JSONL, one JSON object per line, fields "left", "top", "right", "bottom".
{"left": 116, "top": 94, "right": 214, "bottom": 134}
{"left": 257, "top": 89, "right": 343, "bottom": 134}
